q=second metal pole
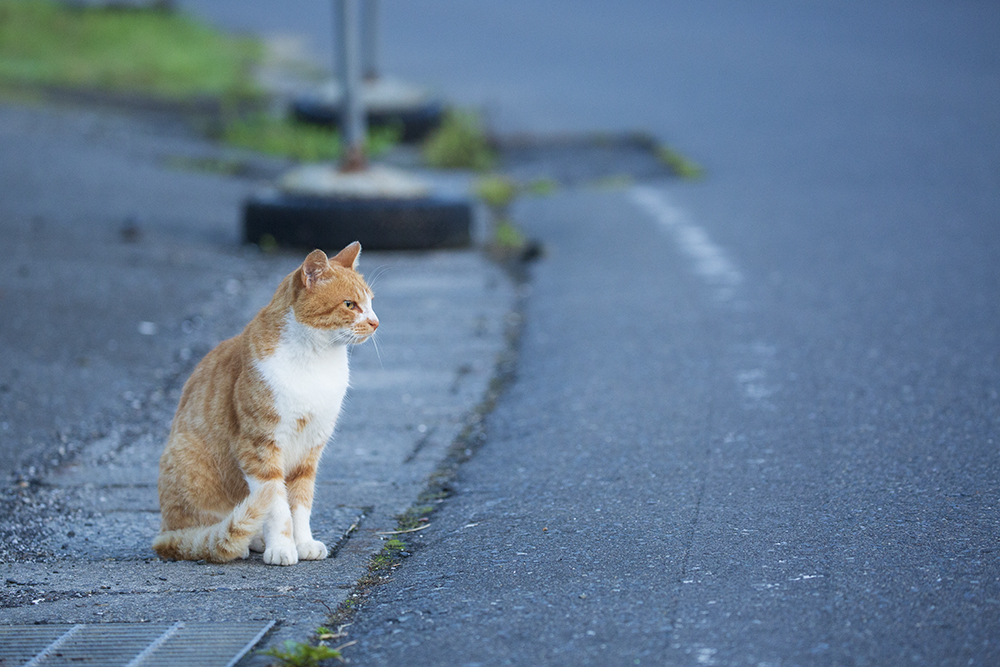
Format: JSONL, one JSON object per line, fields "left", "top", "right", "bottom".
{"left": 362, "top": 0, "right": 380, "bottom": 81}
{"left": 336, "top": 0, "right": 367, "bottom": 171}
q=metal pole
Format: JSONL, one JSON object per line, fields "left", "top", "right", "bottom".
{"left": 336, "top": 0, "right": 367, "bottom": 171}
{"left": 362, "top": 0, "right": 380, "bottom": 81}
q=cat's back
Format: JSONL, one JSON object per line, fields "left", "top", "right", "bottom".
{"left": 175, "top": 334, "right": 245, "bottom": 409}
{"left": 168, "top": 330, "right": 269, "bottom": 449}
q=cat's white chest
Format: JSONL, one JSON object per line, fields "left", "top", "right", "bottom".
{"left": 255, "top": 317, "right": 350, "bottom": 464}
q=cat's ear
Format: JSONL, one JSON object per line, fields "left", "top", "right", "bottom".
{"left": 301, "top": 249, "right": 331, "bottom": 289}
{"left": 330, "top": 241, "right": 361, "bottom": 270}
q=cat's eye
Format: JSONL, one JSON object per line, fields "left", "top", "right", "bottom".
{"left": 344, "top": 300, "right": 356, "bottom": 310}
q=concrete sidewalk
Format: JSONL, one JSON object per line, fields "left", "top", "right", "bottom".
{"left": 0, "top": 102, "right": 516, "bottom": 661}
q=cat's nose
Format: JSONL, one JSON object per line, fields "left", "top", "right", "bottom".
{"left": 368, "top": 318, "right": 379, "bottom": 331}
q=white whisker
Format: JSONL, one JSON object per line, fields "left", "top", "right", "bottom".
{"left": 366, "top": 265, "right": 392, "bottom": 290}
{"left": 370, "top": 333, "right": 385, "bottom": 369}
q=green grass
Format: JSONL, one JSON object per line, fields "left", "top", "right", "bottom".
{"left": 422, "top": 109, "right": 496, "bottom": 171}
{"left": 0, "top": 0, "right": 261, "bottom": 101}
{"left": 223, "top": 114, "right": 342, "bottom": 162}
{"left": 655, "top": 143, "right": 706, "bottom": 180}
{"left": 394, "top": 504, "right": 434, "bottom": 533}
{"left": 494, "top": 220, "right": 527, "bottom": 250}
{"left": 258, "top": 641, "right": 342, "bottom": 667}
{"left": 524, "top": 177, "right": 557, "bottom": 196}
{"left": 589, "top": 173, "right": 635, "bottom": 190}
{"left": 383, "top": 538, "right": 406, "bottom": 552}
{"left": 473, "top": 174, "right": 551, "bottom": 254}
{"left": 474, "top": 174, "right": 557, "bottom": 211}
{"left": 223, "top": 115, "right": 401, "bottom": 163}
{"left": 474, "top": 174, "right": 518, "bottom": 210}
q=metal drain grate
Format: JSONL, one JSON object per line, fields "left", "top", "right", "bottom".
{"left": 0, "top": 621, "right": 275, "bottom": 667}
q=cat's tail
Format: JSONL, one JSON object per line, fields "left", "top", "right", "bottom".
{"left": 151, "top": 483, "right": 276, "bottom": 563}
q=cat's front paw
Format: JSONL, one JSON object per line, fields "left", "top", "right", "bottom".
{"left": 263, "top": 541, "right": 299, "bottom": 566}
{"left": 297, "top": 539, "right": 329, "bottom": 560}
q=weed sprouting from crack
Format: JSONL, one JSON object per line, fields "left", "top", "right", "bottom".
{"left": 257, "top": 624, "right": 358, "bottom": 666}
{"left": 259, "top": 640, "right": 344, "bottom": 667}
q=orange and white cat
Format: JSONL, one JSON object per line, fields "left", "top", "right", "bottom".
{"left": 153, "top": 242, "right": 378, "bottom": 565}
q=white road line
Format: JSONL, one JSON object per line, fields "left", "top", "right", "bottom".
{"left": 629, "top": 186, "right": 742, "bottom": 300}
{"left": 630, "top": 186, "right": 780, "bottom": 408}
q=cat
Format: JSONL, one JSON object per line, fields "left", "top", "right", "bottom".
{"left": 152, "top": 242, "right": 378, "bottom": 565}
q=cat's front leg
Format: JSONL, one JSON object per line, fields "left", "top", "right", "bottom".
{"left": 287, "top": 450, "right": 328, "bottom": 560}
{"left": 292, "top": 504, "right": 328, "bottom": 560}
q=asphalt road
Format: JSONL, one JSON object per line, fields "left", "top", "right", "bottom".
{"left": 4, "top": 1, "right": 994, "bottom": 665}
{"left": 244, "top": 1, "right": 1000, "bottom": 665}
{"left": 0, "top": 106, "right": 266, "bottom": 480}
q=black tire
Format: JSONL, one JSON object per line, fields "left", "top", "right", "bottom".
{"left": 243, "top": 190, "right": 473, "bottom": 251}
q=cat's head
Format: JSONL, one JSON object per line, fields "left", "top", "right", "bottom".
{"left": 292, "top": 242, "right": 379, "bottom": 344}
